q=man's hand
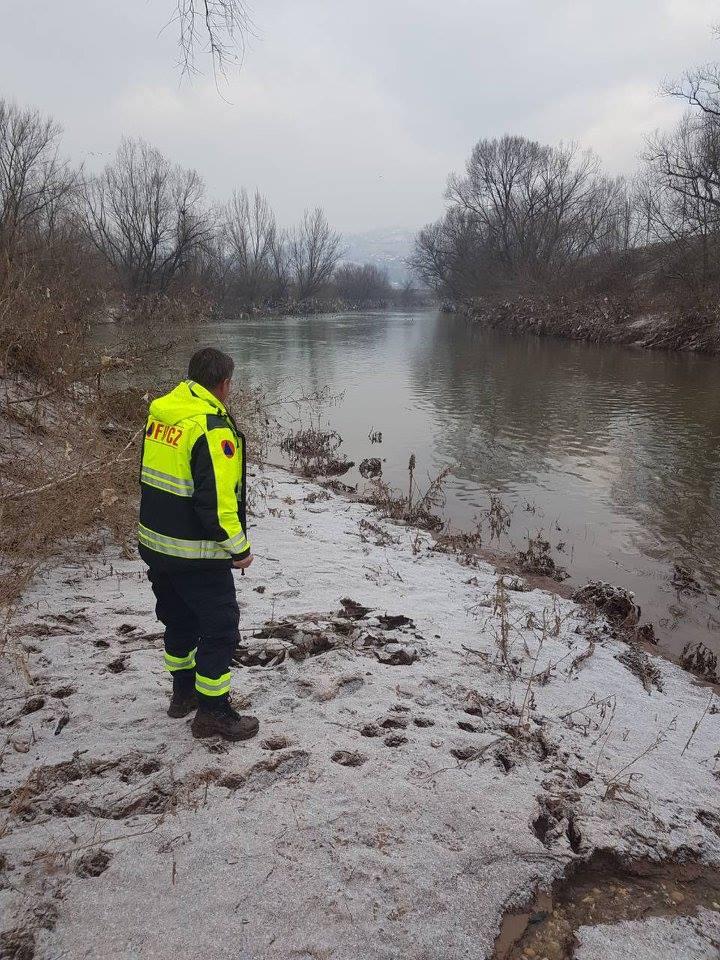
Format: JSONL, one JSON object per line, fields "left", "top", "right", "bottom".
{"left": 233, "top": 554, "right": 254, "bottom": 570}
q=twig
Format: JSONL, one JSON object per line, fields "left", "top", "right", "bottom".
{"left": 603, "top": 718, "right": 676, "bottom": 796}
{"left": 42, "top": 816, "right": 166, "bottom": 857}
{"left": 681, "top": 694, "right": 715, "bottom": 756}
{"left": 558, "top": 694, "right": 616, "bottom": 721}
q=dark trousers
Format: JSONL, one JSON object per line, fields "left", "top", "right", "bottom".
{"left": 148, "top": 567, "right": 240, "bottom": 705}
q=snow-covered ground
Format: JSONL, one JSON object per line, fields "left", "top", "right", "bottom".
{"left": 1, "top": 468, "right": 718, "bottom": 959}
{"left": 574, "top": 911, "right": 720, "bottom": 960}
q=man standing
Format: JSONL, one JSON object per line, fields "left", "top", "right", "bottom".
{"left": 138, "top": 347, "right": 259, "bottom": 742}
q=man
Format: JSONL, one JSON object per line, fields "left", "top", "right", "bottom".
{"left": 138, "top": 347, "right": 259, "bottom": 742}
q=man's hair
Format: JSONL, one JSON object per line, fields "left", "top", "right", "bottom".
{"left": 188, "top": 348, "right": 234, "bottom": 390}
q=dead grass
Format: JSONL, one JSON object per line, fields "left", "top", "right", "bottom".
{"left": 361, "top": 461, "right": 449, "bottom": 532}
{"left": 280, "top": 425, "right": 353, "bottom": 477}
{"left": 0, "top": 323, "right": 285, "bottom": 636}
{"left": 515, "top": 532, "right": 568, "bottom": 582}
{"left": 433, "top": 519, "right": 483, "bottom": 565}
{"left": 0, "top": 252, "right": 276, "bottom": 621}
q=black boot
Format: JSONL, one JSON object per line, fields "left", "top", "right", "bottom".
{"left": 191, "top": 698, "right": 259, "bottom": 741}
{"left": 168, "top": 674, "right": 199, "bottom": 719}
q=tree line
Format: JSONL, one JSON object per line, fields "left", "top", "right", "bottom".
{"left": 0, "top": 99, "right": 413, "bottom": 321}
{"left": 411, "top": 42, "right": 720, "bottom": 318}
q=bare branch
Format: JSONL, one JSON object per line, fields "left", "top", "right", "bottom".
{"left": 172, "top": 0, "right": 255, "bottom": 79}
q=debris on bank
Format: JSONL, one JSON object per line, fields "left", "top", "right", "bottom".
{"left": 1, "top": 468, "right": 718, "bottom": 960}
{"left": 461, "top": 295, "right": 720, "bottom": 355}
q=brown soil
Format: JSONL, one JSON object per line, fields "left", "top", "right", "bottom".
{"left": 494, "top": 851, "right": 720, "bottom": 960}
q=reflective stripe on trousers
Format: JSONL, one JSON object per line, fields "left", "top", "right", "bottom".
{"left": 195, "top": 672, "right": 231, "bottom": 697}
{"left": 164, "top": 648, "right": 197, "bottom": 672}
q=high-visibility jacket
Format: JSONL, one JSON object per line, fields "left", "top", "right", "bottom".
{"left": 138, "top": 379, "right": 250, "bottom": 569}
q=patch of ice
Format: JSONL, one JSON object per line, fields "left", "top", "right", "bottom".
{"left": 573, "top": 908, "right": 720, "bottom": 960}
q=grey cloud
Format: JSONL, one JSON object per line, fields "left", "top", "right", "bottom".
{"left": 0, "top": 0, "right": 718, "bottom": 232}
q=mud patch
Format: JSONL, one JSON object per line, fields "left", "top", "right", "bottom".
{"left": 105, "top": 656, "right": 128, "bottom": 674}
{"left": 572, "top": 581, "right": 640, "bottom": 629}
{"left": 616, "top": 645, "right": 664, "bottom": 693}
{"left": 494, "top": 750, "right": 515, "bottom": 774}
{"left": 331, "top": 750, "right": 367, "bottom": 767}
{"left": 0, "top": 926, "right": 35, "bottom": 960}
{"left": 234, "top": 602, "right": 425, "bottom": 669}
{"left": 260, "top": 735, "right": 292, "bottom": 751}
{"left": 74, "top": 848, "right": 112, "bottom": 878}
{"left": 383, "top": 734, "right": 408, "bottom": 748}
{"left": 21, "top": 696, "right": 45, "bottom": 715}
{"left": 1, "top": 751, "right": 168, "bottom": 822}
{"left": 697, "top": 810, "right": 720, "bottom": 839}
{"left": 361, "top": 723, "right": 382, "bottom": 738}
{"left": 494, "top": 851, "right": 720, "bottom": 960}
{"left": 457, "top": 720, "right": 481, "bottom": 733}
{"left": 414, "top": 716, "right": 435, "bottom": 728}
{"left": 47, "top": 783, "right": 175, "bottom": 821}
{"left": 682, "top": 642, "right": 719, "bottom": 684}
{"left": 380, "top": 715, "right": 409, "bottom": 730}
{"left": 374, "top": 644, "right": 419, "bottom": 666}
{"left": 223, "top": 750, "right": 311, "bottom": 792}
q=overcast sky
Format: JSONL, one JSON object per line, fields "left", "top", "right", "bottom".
{"left": 1, "top": 1, "right": 719, "bottom": 234}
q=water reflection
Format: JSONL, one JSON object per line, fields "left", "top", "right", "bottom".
{"left": 193, "top": 310, "right": 720, "bottom": 656}
{"left": 409, "top": 316, "right": 720, "bottom": 583}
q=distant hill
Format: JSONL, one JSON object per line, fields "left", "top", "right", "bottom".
{"left": 340, "top": 228, "right": 416, "bottom": 285}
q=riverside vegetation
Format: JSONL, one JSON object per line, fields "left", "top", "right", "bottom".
{"left": 411, "top": 30, "right": 720, "bottom": 354}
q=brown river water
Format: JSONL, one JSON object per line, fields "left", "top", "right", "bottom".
{"left": 172, "top": 309, "right": 720, "bottom": 659}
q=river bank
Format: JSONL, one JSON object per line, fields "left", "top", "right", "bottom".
{"left": 211, "top": 291, "right": 429, "bottom": 321}
{"left": 459, "top": 296, "right": 720, "bottom": 355}
{"left": 1, "top": 466, "right": 718, "bottom": 959}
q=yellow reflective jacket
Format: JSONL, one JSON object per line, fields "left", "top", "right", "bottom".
{"left": 138, "top": 379, "right": 250, "bottom": 569}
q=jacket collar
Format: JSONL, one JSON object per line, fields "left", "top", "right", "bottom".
{"left": 185, "top": 379, "right": 228, "bottom": 416}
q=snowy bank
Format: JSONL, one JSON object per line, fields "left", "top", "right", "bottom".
{"left": 1, "top": 468, "right": 718, "bottom": 960}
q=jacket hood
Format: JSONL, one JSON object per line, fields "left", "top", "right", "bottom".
{"left": 148, "top": 380, "right": 226, "bottom": 426}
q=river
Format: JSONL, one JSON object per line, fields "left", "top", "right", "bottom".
{"left": 179, "top": 309, "right": 720, "bottom": 659}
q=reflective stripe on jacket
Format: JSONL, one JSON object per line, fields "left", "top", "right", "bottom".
{"left": 138, "top": 379, "right": 250, "bottom": 570}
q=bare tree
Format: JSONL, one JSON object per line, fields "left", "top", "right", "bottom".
{"left": 644, "top": 115, "right": 720, "bottom": 292}
{"left": 409, "top": 219, "right": 449, "bottom": 292}
{"left": 410, "top": 208, "right": 492, "bottom": 299}
{"left": 268, "top": 227, "right": 290, "bottom": 301}
{"left": 642, "top": 39, "right": 720, "bottom": 293}
{"left": 195, "top": 231, "right": 234, "bottom": 309}
{"left": 223, "top": 189, "right": 276, "bottom": 306}
{"left": 413, "top": 134, "right": 632, "bottom": 301}
{"left": 0, "top": 100, "right": 76, "bottom": 270}
{"left": 333, "top": 263, "right": 392, "bottom": 305}
{"left": 446, "top": 135, "right": 618, "bottom": 283}
{"left": 173, "top": 0, "right": 254, "bottom": 78}
{"left": 82, "top": 138, "right": 213, "bottom": 297}
{"left": 647, "top": 114, "right": 720, "bottom": 211}
{"left": 288, "top": 208, "right": 342, "bottom": 301}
